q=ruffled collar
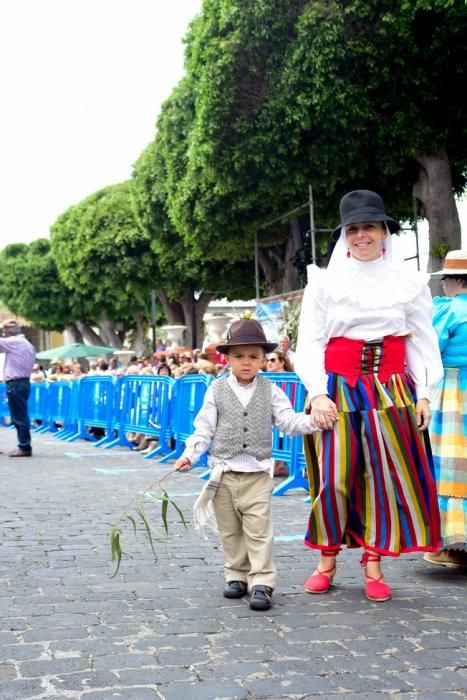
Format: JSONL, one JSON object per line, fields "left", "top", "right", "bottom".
{"left": 320, "top": 256, "right": 427, "bottom": 309}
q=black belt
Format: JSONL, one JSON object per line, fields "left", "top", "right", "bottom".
{"left": 6, "top": 377, "right": 30, "bottom": 383}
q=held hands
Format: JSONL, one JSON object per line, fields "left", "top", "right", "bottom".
{"left": 310, "top": 394, "right": 339, "bottom": 430}
{"left": 416, "top": 398, "right": 431, "bottom": 431}
{"left": 174, "top": 457, "right": 192, "bottom": 471}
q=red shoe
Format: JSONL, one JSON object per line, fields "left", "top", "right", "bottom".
{"left": 361, "top": 552, "right": 392, "bottom": 602}
{"left": 304, "top": 548, "right": 339, "bottom": 594}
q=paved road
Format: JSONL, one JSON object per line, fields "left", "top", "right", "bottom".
{"left": 0, "top": 430, "right": 466, "bottom": 699}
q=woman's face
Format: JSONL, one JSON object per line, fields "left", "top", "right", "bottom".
{"left": 266, "top": 354, "right": 284, "bottom": 371}
{"left": 345, "top": 221, "right": 387, "bottom": 262}
{"left": 441, "top": 276, "right": 463, "bottom": 298}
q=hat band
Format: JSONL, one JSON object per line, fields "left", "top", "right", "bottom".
{"left": 443, "top": 259, "right": 467, "bottom": 270}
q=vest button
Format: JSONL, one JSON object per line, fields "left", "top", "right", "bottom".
{"left": 243, "top": 412, "right": 248, "bottom": 416}
{"left": 244, "top": 427, "right": 248, "bottom": 432}
{"left": 242, "top": 444, "right": 247, "bottom": 448}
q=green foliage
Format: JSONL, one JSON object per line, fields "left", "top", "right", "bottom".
{"left": 431, "top": 243, "right": 451, "bottom": 260}
{"left": 110, "top": 470, "right": 188, "bottom": 577}
{"left": 132, "top": 127, "right": 256, "bottom": 302}
{"left": 147, "top": 0, "right": 466, "bottom": 268}
{"left": 0, "top": 239, "right": 76, "bottom": 329}
{"left": 50, "top": 181, "right": 158, "bottom": 323}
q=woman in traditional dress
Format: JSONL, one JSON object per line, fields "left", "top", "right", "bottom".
{"left": 294, "top": 190, "right": 444, "bottom": 602}
{"left": 424, "top": 251, "right": 467, "bottom": 568}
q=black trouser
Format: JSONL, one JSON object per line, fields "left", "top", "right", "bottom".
{"left": 6, "top": 378, "right": 31, "bottom": 450}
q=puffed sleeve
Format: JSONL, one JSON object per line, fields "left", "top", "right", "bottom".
{"left": 294, "top": 265, "right": 329, "bottom": 400}
{"left": 404, "top": 285, "right": 444, "bottom": 400}
{"left": 432, "top": 296, "right": 455, "bottom": 353}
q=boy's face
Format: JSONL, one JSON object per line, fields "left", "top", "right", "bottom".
{"left": 226, "top": 345, "right": 265, "bottom": 384}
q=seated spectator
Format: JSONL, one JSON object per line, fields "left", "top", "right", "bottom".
{"left": 198, "top": 361, "right": 217, "bottom": 377}
{"left": 70, "top": 363, "right": 83, "bottom": 380}
{"left": 157, "top": 363, "right": 172, "bottom": 377}
{"left": 266, "top": 350, "right": 294, "bottom": 373}
{"left": 47, "top": 363, "right": 64, "bottom": 381}
{"left": 31, "top": 364, "right": 46, "bottom": 382}
{"left": 108, "top": 357, "right": 120, "bottom": 375}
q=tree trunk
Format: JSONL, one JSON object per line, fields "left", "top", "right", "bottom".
{"left": 64, "top": 323, "right": 84, "bottom": 344}
{"left": 75, "top": 321, "right": 105, "bottom": 346}
{"left": 195, "top": 292, "right": 216, "bottom": 348}
{"left": 258, "top": 220, "right": 302, "bottom": 295}
{"left": 413, "top": 146, "right": 462, "bottom": 279}
{"left": 157, "top": 289, "right": 185, "bottom": 324}
{"left": 98, "top": 312, "right": 123, "bottom": 348}
{"left": 130, "top": 312, "right": 147, "bottom": 355}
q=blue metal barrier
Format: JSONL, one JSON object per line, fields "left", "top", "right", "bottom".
{"left": 28, "top": 382, "right": 49, "bottom": 431}
{"left": 265, "top": 372, "right": 309, "bottom": 496}
{"left": 65, "top": 376, "right": 116, "bottom": 446}
{"left": 54, "top": 380, "right": 82, "bottom": 440}
{"left": 159, "top": 374, "right": 213, "bottom": 467}
{"left": 0, "top": 383, "right": 10, "bottom": 426}
{"left": 104, "top": 375, "right": 175, "bottom": 456}
{"left": 35, "top": 380, "right": 73, "bottom": 435}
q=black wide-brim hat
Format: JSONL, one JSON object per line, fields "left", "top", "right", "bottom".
{"left": 216, "top": 318, "right": 277, "bottom": 354}
{"left": 332, "top": 189, "right": 400, "bottom": 237}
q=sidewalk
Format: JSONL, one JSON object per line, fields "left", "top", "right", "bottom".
{"left": 0, "top": 430, "right": 466, "bottom": 699}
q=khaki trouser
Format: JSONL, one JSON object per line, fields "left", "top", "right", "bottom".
{"left": 213, "top": 471, "right": 277, "bottom": 590}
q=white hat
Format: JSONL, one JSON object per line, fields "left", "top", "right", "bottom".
{"left": 431, "top": 250, "right": 467, "bottom": 276}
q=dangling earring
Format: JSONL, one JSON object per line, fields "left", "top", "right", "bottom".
{"left": 382, "top": 246, "right": 386, "bottom": 254}
{"left": 346, "top": 249, "right": 351, "bottom": 258}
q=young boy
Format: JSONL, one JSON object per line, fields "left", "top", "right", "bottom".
{"left": 175, "top": 318, "right": 324, "bottom": 611}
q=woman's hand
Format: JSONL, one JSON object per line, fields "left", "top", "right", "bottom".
{"left": 416, "top": 399, "right": 431, "bottom": 431}
{"left": 310, "top": 394, "right": 338, "bottom": 430}
{"left": 174, "top": 457, "right": 192, "bottom": 471}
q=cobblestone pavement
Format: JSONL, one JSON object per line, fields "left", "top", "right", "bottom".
{"left": 0, "top": 430, "right": 466, "bottom": 700}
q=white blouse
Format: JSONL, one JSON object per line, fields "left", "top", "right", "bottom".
{"left": 294, "top": 257, "right": 443, "bottom": 401}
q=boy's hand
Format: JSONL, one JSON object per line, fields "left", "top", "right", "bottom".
{"left": 310, "top": 394, "right": 338, "bottom": 430}
{"left": 310, "top": 410, "right": 337, "bottom": 430}
{"left": 174, "top": 457, "right": 192, "bottom": 471}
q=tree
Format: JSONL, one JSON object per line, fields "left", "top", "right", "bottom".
{"left": 160, "top": 0, "right": 466, "bottom": 282}
{"left": 132, "top": 113, "right": 256, "bottom": 347}
{"left": 50, "top": 181, "right": 159, "bottom": 352}
{"left": 0, "top": 239, "right": 84, "bottom": 339}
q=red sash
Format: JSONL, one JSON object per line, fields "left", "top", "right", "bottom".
{"left": 324, "top": 336, "right": 405, "bottom": 388}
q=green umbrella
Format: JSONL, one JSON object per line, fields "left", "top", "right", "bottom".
{"left": 36, "top": 342, "right": 120, "bottom": 360}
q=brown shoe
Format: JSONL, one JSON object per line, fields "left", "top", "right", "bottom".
{"left": 8, "top": 448, "right": 32, "bottom": 458}
{"left": 424, "top": 550, "right": 466, "bottom": 568}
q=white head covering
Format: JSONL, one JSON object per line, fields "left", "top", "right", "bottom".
{"left": 307, "top": 225, "right": 427, "bottom": 310}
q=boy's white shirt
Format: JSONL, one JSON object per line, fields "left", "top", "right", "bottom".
{"left": 182, "top": 372, "right": 318, "bottom": 475}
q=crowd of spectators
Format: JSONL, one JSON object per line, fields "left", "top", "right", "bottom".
{"left": 30, "top": 335, "right": 296, "bottom": 384}
{"left": 28, "top": 336, "right": 297, "bottom": 468}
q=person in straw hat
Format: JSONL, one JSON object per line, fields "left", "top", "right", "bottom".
{"left": 295, "top": 189, "right": 444, "bottom": 602}
{"left": 424, "top": 250, "right": 467, "bottom": 568}
{"left": 175, "top": 317, "right": 323, "bottom": 611}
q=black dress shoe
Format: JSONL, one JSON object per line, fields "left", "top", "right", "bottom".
{"left": 249, "top": 585, "right": 273, "bottom": 611}
{"left": 8, "top": 449, "right": 32, "bottom": 458}
{"left": 223, "top": 581, "right": 247, "bottom": 599}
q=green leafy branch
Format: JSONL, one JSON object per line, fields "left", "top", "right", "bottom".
{"left": 110, "top": 468, "right": 188, "bottom": 577}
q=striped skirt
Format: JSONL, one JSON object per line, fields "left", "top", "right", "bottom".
{"left": 430, "top": 368, "right": 467, "bottom": 548}
{"left": 304, "top": 370, "right": 441, "bottom": 556}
